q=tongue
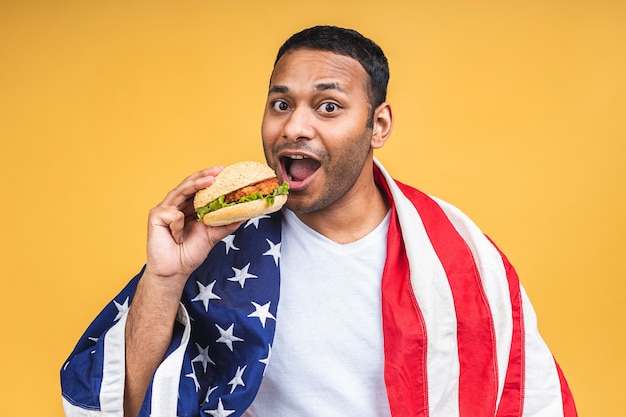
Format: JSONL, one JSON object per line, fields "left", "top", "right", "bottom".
{"left": 289, "top": 159, "right": 319, "bottom": 182}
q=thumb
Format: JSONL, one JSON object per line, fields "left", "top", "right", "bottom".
{"left": 207, "top": 221, "right": 244, "bottom": 247}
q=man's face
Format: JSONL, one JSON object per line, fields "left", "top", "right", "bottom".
{"left": 262, "top": 48, "right": 375, "bottom": 214}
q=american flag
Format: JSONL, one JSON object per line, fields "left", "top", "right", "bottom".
{"left": 373, "top": 161, "right": 577, "bottom": 417}
{"left": 61, "top": 159, "right": 577, "bottom": 417}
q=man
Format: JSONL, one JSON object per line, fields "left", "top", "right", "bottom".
{"left": 61, "top": 26, "right": 577, "bottom": 417}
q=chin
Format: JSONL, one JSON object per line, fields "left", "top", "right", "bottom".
{"left": 284, "top": 198, "right": 308, "bottom": 214}
{"left": 283, "top": 195, "right": 316, "bottom": 215}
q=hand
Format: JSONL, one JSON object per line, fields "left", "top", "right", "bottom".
{"left": 143, "top": 166, "right": 242, "bottom": 289}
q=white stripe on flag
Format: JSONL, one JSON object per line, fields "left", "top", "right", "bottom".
{"left": 100, "top": 310, "right": 127, "bottom": 413}
{"left": 520, "top": 286, "right": 565, "bottom": 417}
{"left": 62, "top": 397, "right": 121, "bottom": 417}
{"left": 150, "top": 303, "right": 192, "bottom": 417}
{"left": 434, "top": 197, "right": 514, "bottom": 408}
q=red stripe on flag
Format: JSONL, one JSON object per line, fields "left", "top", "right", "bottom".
{"left": 492, "top": 245, "right": 525, "bottom": 417}
{"left": 555, "top": 359, "right": 578, "bottom": 417}
{"left": 490, "top": 235, "right": 578, "bottom": 417}
{"left": 378, "top": 170, "right": 429, "bottom": 417}
{"left": 394, "top": 178, "right": 498, "bottom": 417}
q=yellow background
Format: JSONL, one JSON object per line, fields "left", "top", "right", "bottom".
{"left": 1, "top": 0, "right": 624, "bottom": 415}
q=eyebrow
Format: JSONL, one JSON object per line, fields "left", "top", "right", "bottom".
{"left": 268, "top": 82, "right": 346, "bottom": 95}
{"left": 315, "top": 82, "right": 345, "bottom": 93}
{"left": 268, "top": 85, "right": 289, "bottom": 94}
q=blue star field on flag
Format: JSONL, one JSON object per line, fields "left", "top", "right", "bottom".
{"left": 61, "top": 213, "right": 283, "bottom": 417}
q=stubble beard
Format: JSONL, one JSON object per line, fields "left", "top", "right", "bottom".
{"left": 283, "top": 131, "right": 374, "bottom": 215}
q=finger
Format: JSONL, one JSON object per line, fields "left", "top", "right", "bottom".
{"left": 168, "top": 211, "right": 186, "bottom": 244}
{"left": 149, "top": 206, "right": 186, "bottom": 244}
{"left": 160, "top": 166, "right": 224, "bottom": 208}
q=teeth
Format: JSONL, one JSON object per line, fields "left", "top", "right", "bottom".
{"left": 287, "top": 155, "right": 307, "bottom": 159}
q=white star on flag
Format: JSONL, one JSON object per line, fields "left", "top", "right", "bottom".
{"left": 221, "top": 234, "right": 239, "bottom": 254}
{"left": 215, "top": 323, "right": 244, "bottom": 351}
{"left": 247, "top": 301, "right": 276, "bottom": 328}
{"left": 204, "top": 385, "right": 218, "bottom": 403}
{"left": 191, "top": 280, "right": 221, "bottom": 311}
{"left": 263, "top": 239, "right": 281, "bottom": 266}
{"left": 185, "top": 366, "right": 200, "bottom": 392}
{"left": 88, "top": 337, "right": 99, "bottom": 354}
{"left": 205, "top": 398, "right": 235, "bottom": 417}
{"left": 244, "top": 215, "right": 270, "bottom": 229}
{"left": 192, "top": 343, "right": 215, "bottom": 373}
{"left": 113, "top": 297, "right": 129, "bottom": 321}
{"left": 227, "top": 263, "right": 258, "bottom": 288}
{"left": 228, "top": 365, "right": 247, "bottom": 393}
{"left": 259, "top": 344, "right": 272, "bottom": 375}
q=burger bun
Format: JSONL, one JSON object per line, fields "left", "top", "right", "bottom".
{"left": 200, "top": 194, "right": 287, "bottom": 226}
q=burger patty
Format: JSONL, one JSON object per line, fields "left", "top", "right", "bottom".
{"left": 223, "top": 177, "right": 280, "bottom": 204}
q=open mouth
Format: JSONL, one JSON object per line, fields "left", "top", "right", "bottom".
{"left": 281, "top": 154, "right": 321, "bottom": 186}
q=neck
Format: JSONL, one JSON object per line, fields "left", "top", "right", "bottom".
{"left": 294, "top": 160, "right": 389, "bottom": 244}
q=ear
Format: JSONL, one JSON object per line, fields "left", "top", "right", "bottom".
{"left": 371, "top": 102, "right": 393, "bottom": 149}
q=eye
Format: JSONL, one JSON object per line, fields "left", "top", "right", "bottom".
{"left": 271, "top": 100, "right": 290, "bottom": 112}
{"left": 318, "top": 102, "right": 339, "bottom": 113}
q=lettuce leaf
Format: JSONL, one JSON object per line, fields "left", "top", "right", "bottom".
{"left": 196, "top": 182, "right": 289, "bottom": 221}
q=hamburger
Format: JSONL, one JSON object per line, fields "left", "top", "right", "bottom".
{"left": 194, "top": 161, "right": 289, "bottom": 226}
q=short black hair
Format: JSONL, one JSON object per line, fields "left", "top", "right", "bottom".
{"left": 274, "top": 25, "right": 389, "bottom": 119}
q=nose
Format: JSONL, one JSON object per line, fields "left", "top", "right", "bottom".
{"left": 281, "top": 106, "right": 315, "bottom": 141}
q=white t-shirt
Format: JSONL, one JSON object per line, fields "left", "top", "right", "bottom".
{"left": 247, "top": 209, "right": 392, "bottom": 417}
